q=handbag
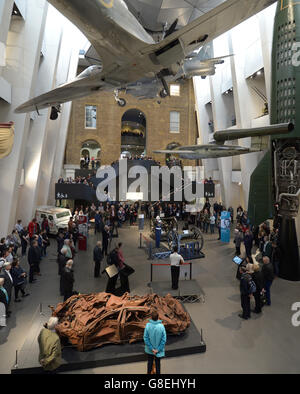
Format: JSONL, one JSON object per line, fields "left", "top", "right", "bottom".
{"left": 119, "top": 263, "right": 135, "bottom": 277}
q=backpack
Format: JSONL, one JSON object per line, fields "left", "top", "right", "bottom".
{"left": 107, "top": 249, "right": 119, "bottom": 267}
{"left": 248, "top": 279, "right": 257, "bottom": 294}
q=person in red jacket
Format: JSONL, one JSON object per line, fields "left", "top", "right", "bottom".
{"left": 28, "top": 218, "right": 38, "bottom": 239}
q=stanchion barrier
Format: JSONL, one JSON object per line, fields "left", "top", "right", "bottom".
{"left": 140, "top": 234, "right": 153, "bottom": 260}
{"left": 150, "top": 262, "right": 192, "bottom": 282}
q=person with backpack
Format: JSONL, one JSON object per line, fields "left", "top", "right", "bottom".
{"left": 239, "top": 266, "right": 256, "bottom": 320}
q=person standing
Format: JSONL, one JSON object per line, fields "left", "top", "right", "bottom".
{"left": 252, "top": 263, "right": 264, "bottom": 314}
{"left": 143, "top": 311, "right": 167, "bottom": 375}
{"left": 117, "top": 243, "right": 130, "bottom": 294}
{"left": 27, "top": 240, "right": 41, "bottom": 283}
{"left": 234, "top": 227, "right": 244, "bottom": 256}
{"left": 102, "top": 225, "right": 110, "bottom": 256}
{"left": 28, "top": 218, "right": 38, "bottom": 240}
{"left": 20, "top": 226, "right": 29, "bottom": 257}
{"left": 262, "top": 256, "right": 274, "bottom": 306}
{"left": 93, "top": 241, "right": 103, "bottom": 278}
{"left": 57, "top": 248, "right": 68, "bottom": 296}
{"left": 56, "top": 232, "right": 65, "bottom": 254}
{"left": 0, "top": 277, "right": 10, "bottom": 320}
{"left": 15, "top": 220, "right": 23, "bottom": 234}
{"left": 209, "top": 213, "right": 216, "bottom": 234}
{"left": 41, "top": 230, "right": 50, "bottom": 257}
{"left": 271, "top": 242, "right": 281, "bottom": 277}
{"left": 155, "top": 217, "right": 162, "bottom": 249}
{"left": 238, "top": 266, "right": 252, "bottom": 320}
{"left": 105, "top": 247, "right": 120, "bottom": 294}
{"left": 94, "top": 211, "right": 102, "bottom": 234}
{"left": 1, "top": 262, "right": 14, "bottom": 308}
{"left": 262, "top": 235, "right": 272, "bottom": 259}
{"left": 61, "top": 260, "right": 75, "bottom": 301}
{"left": 244, "top": 229, "right": 253, "bottom": 257}
{"left": 38, "top": 317, "right": 62, "bottom": 374}
{"left": 170, "top": 245, "right": 184, "bottom": 290}
{"left": 11, "top": 259, "right": 29, "bottom": 302}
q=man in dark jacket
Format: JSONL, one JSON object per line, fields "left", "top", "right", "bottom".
{"left": 262, "top": 236, "right": 272, "bottom": 259}
{"left": 93, "top": 241, "right": 103, "bottom": 278}
{"left": 271, "top": 242, "right": 281, "bottom": 277}
{"left": 94, "top": 211, "right": 103, "bottom": 235}
{"left": 61, "top": 260, "right": 74, "bottom": 301}
{"left": 102, "top": 225, "right": 110, "bottom": 256}
{"left": 56, "top": 232, "right": 65, "bottom": 254}
{"left": 27, "top": 240, "right": 41, "bottom": 283}
{"left": 243, "top": 229, "right": 253, "bottom": 257}
{"left": 57, "top": 248, "right": 68, "bottom": 295}
{"left": 252, "top": 263, "right": 264, "bottom": 313}
{"left": 105, "top": 247, "right": 120, "bottom": 294}
{"left": 262, "top": 256, "right": 274, "bottom": 306}
{"left": 239, "top": 266, "right": 252, "bottom": 320}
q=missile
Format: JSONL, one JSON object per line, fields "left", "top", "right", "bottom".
{"left": 248, "top": 0, "right": 300, "bottom": 281}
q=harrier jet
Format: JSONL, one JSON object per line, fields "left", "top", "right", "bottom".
{"left": 15, "top": 0, "right": 276, "bottom": 119}
{"left": 154, "top": 123, "right": 294, "bottom": 159}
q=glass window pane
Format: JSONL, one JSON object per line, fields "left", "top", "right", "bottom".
{"left": 170, "top": 111, "right": 180, "bottom": 133}
{"left": 170, "top": 84, "right": 180, "bottom": 96}
{"left": 85, "top": 105, "right": 97, "bottom": 129}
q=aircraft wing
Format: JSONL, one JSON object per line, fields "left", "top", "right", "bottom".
{"left": 141, "top": 0, "right": 276, "bottom": 56}
{"left": 15, "top": 73, "right": 106, "bottom": 113}
{"left": 153, "top": 150, "right": 195, "bottom": 155}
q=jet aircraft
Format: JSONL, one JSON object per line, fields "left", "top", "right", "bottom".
{"left": 154, "top": 123, "right": 294, "bottom": 159}
{"left": 15, "top": 0, "right": 276, "bottom": 119}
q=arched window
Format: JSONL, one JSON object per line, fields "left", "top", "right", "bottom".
{"left": 121, "top": 109, "right": 146, "bottom": 157}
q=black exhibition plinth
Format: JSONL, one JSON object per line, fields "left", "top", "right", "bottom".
{"left": 11, "top": 305, "right": 206, "bottom": 374}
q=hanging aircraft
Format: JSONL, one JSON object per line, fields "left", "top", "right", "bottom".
{"left": 15, "top": 0, "right": 276, "bottom": 119}
{"left": 153, "top": 123, "right": 294, "bottom": 159}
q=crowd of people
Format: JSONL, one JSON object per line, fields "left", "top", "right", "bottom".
{"left": 80, "top": 156, "right": 101, "bottom": 170}
{"left": 0, "top": 218, "right": 52, "bottom": 322}
{"left": 0, "top": 194, "right": 287, "bottom": 373}
{"left": 231, "top": 206, "right": 280, "bottom": 320}
{"left": 58, "top": 174, "right": 96, "bottom": 189}
{"left": 165, "top": 157, "right": 182, "bottom": 169}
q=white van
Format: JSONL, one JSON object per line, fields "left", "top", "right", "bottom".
{"left": 35, "top": 206, "right": 72, "bottom": 235}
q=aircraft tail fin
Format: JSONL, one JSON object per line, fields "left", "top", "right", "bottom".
{"left": 197, "top": 43, "right": 214, "bottom": 61}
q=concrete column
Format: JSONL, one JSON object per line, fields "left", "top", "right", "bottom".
{"left": 15, "top": 5, "right": 64, "bottom": 224}
{"left": 35, "top": 22, "right": 85, "bottom": 207}
{"left": 0, "top": 0, "right": 48, "bottom": 236}
{"left": 229, "top": 16, "right": 266, "bottom": 209}
{"left": 0, "top": 0, "right": 14, "bottom": 67}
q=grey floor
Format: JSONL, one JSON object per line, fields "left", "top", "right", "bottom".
{"left": 1, "top": 221, "right": 300, "bottom": 374}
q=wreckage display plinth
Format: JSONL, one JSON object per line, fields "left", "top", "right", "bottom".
{"left": 11, "top": 293, "right": 206, "bottom": 374}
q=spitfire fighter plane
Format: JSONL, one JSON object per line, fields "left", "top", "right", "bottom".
{"left": 154, "top": 123, "right": 295, "bottom": 160}
{"left": 15, "top": 0, "right": 277, "bottom": 119}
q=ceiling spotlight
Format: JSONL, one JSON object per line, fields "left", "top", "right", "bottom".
{"left": 257, "top": 70, "right": 262, "bottom": 75}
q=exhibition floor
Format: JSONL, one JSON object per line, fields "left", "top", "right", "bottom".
{"left": 0, "top": 222, "right": 299, "bottom": 374}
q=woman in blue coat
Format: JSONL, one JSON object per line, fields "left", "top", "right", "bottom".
{"left": 143, "top": 311, "right": 167, "bottom": 374}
